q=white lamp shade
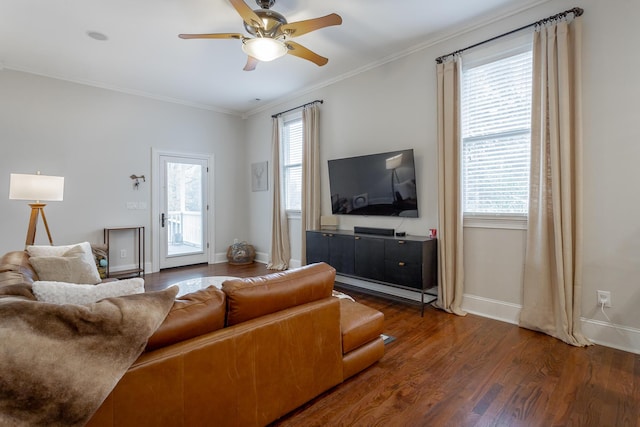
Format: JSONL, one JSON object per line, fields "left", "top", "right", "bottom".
{"left": 385, "top": 154, "right": 403, "bottom": 170}
{"left": 9, "top": 173, "right": 64, "bottom": 202}
{"left": 242, "top": 38, "right": 288, "bottom": 62}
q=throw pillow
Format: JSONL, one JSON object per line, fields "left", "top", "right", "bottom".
{"left": 32, "top": 278, "right": 145, "bottom": 305}
{"left": 29, "top": 244, "right": 102, "bottom": 284}
{"left": 26, "top": 241, "right": 92, "bottom": 258}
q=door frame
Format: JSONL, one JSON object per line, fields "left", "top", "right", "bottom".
{"left": 151, "top": 148, "right": 215, "bottom": 273}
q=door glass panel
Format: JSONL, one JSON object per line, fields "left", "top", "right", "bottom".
{"left": 166, "top": 161, "right": 203, "bottom": 256}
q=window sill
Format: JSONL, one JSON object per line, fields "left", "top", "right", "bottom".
{"left": 287, "top": 211, "right": 301, "bottom": 220}
{"left": 463, "top": 215, "right": 527, "bottom": 230}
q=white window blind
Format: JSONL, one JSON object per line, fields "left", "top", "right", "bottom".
{"left": 461, "top": 49, "right": 533, "bottom": 215}
{"left": 282, "top": 116, "right": 302, "bottom": 211}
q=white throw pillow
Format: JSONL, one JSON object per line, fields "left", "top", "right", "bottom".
{"left": 27, "top": 241, "right": 93, "bottom": 258}
{"left": 28, "top": 243, "right": 101, "bottom": 284}
{"left": 32, "top": 278, "right": 145, "bottom": 305}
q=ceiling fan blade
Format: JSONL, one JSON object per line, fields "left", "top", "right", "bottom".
{"left": 243, "top": 56, "right": 259, "bottom": 71}
{"left": 179, "top": 33, "right": 244, "bottom": 40}
{"left": 285, "top": 41, "right": 329, "bottom": 67}
{"left": 229, "top": 0, "right": 264, "bottom": 29}
{"left": 280, "top": 13, "right": 342, "bottom": 37}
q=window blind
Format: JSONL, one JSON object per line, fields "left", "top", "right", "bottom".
{"left": 282, "top": 118, "right": 303, "bottom": 211}
{"left": 461, "top": 50, "right": 533, "bottom": 215}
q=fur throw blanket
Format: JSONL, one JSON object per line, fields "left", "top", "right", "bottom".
{"left": 0, "top": 286, "right": 178, "bottom": 426}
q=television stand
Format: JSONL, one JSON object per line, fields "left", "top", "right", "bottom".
{"left": 306, "top": 229, "right": 437, "bottom": 315}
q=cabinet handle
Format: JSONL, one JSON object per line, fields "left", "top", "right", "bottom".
{"left": 398, "top": 262, "right": 406, "bottom": 267}
{"left": 355, "top": 236, "right": 360, "bottom": 240}
{"left": 398, "top": 240, "right": 405, "bottom": 244}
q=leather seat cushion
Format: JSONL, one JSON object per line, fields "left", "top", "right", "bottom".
{"left": 340, "top": 299, "right": 384, "bottom": 354}
{"left": 146, "top": 285, "right": 226, "bottom": 351}
{"left": 222, "top": 262, "right": 336, "bottom": 326}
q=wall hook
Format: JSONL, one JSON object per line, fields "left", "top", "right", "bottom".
{"left": 130, "top": 174, "right": 145, "bottom": 189}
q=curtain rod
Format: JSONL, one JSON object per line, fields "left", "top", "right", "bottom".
{"left": 272, "top": 100, "right": 323, "bottom": 118}
{"left": 435, "top": 7, "right": 583, "bottom": 64}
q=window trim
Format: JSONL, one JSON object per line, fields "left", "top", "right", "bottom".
{"left": 461, "top": 39, "right": 533, "bottom": 229}
{"left": 464, "top": 214, "right": 527, "bottom": 230}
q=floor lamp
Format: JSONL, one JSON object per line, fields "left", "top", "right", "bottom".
{"left": 9, "top": 172, "right": 65, "bottom": 247}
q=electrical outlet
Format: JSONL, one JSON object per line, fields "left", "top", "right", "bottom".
{"left": 597, "top": 290, "right": 611, "bottom": 308}
{"left": 120, "top": 249, "right": 127, "bottom": 259}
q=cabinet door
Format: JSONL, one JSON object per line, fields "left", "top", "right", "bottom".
{"left": 384, "top": 239, "right": 423, "bottom": 263}
{"left": 384, "top": 260, "right": 422, "bottom": 289}
{"left": 329, "top": 234, "right": 355, "bottom": 275}
{"left": 384, "top": 239, "right": 423, "bottom": 289}
{"left": 306, "top": 231, "right": 329, "bottom": 265}
{"left": 355, "top": 236, "right": 385, "bottom": 281}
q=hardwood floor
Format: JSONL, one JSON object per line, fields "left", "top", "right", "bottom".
{"left": 143, "top": 263, "right": 640, "bottom": 427}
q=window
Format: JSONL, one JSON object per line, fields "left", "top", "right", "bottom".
{"left": 282, "top": 114, "right": 303, "bottom": 212}
{"left": 461, "top": 47, "right": 533, "bottom": 217}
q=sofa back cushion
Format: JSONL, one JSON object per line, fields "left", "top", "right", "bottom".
{"left": 145, "top": 285, "right": 226, "bottom": 351}
{"left": 222, "top": 262, "right": 336, "bottom": 326}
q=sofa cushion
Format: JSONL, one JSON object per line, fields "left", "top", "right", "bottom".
{"left": 340, "top": 298, "right": 384, "bottom": 354}
{"left": 29, "top": 244, "right": 102, "bottom": 284}
{"left": 146, "top": 285, "right": 226, "bottom": 351}
{"left": 222, "top": 262, "right": 336, "bottom": 326}
{"left": 32, "top": 278, "right": 145, "bottom": 305}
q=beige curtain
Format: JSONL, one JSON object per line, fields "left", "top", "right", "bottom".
{"left": 519, "top": 17, "right": 590, "bottom": 346}
{"left": 300, "top": 104, "right": 321, "bottom": 265}
{"left": 267, "top": 116, "right": 291, "bottom": 270}
{"left": 434, "top": 58, "right": 466, "bottom": 316}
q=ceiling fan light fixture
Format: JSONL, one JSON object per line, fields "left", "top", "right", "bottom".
{"left": 242, "top": 38, "right": 287, "bottom": 62}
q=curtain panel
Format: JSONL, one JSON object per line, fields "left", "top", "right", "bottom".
{"left": 519, "top": 17, "right": 591, "bottom": 346}
{"left": 300, "top": 104, "right": 321, "bottom": 265}
{"left": 267, "top": 116, "right": 291, "bottom": 270}
{"left": 435, "top": 58, "right": 466, "bottom": 316}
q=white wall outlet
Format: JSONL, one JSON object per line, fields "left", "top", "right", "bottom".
{"left": 597, "top": 290, "right": 611, "bottom": 308}
{"left": 126, "top": 202, "right": 137, "bottom": 210}
{"left": 120, "top": 249, "right": 127, "bottom": 258}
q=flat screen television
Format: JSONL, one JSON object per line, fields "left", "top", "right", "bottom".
{"left": 328, "top": 149, "right": 419, "bottom": 218}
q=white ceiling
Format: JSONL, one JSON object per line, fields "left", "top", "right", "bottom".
{"left": 0, "top": 0, "right": 544, "bottom": 115}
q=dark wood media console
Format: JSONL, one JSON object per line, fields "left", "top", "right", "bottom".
{"left": 306, "top": 229, "right": 437, "bottom": 314}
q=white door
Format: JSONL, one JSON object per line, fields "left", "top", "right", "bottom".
{"left": 159, "top": 154, "right": 209, "bottom": 269}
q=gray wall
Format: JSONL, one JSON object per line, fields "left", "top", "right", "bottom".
{"left": 0, "top": 70, "right": 248, "bottom": 269}
{"left": 244, "top": 0, "right": 640, "bottom": 353}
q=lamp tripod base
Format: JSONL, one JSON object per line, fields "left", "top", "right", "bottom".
{"left": 25, "top": 203, "right": 54, "bottom": 247}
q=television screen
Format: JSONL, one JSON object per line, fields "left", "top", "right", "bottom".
{"left": 328, "top": 149, "right": 419, "bottom": 217}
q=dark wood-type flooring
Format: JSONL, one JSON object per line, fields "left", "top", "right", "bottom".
{"left": 144, "top": 262, "right": 640, "bottom": 427}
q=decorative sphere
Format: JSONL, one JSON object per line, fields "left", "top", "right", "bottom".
{"left": 99, "top": 259, "right": 108, "bottom": 267}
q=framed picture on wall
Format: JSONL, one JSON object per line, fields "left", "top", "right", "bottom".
{"left": 251, "top": 161, "right": 268, "bottom": 192}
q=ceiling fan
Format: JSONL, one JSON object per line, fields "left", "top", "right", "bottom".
{"left": 179, "top": 0, "right": 342, "bottom": 71}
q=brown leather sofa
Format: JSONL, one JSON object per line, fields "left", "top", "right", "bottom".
{"left": 0, "top": 250, "right": 385, "bottom": 427}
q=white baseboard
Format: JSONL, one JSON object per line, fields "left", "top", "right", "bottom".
{"left": 214, "top": 252, "right": 227, "bottom": 263}
{"left": 461, "top": 294, "right": 522, "bottom": 325}
{"left": 461, "top": 293, "right": 640, "bottom": 355}
{"left": 289, "top": 258, "right": 302, "bottom": 269}
{"left": 108, "top": 262, "right": 152, "bottom": 275}
{"left": 580, "top": 317, "right": 640, "bottom": 355}
{"left": 255, "top": 251, "right": 269, "bottom": 265}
